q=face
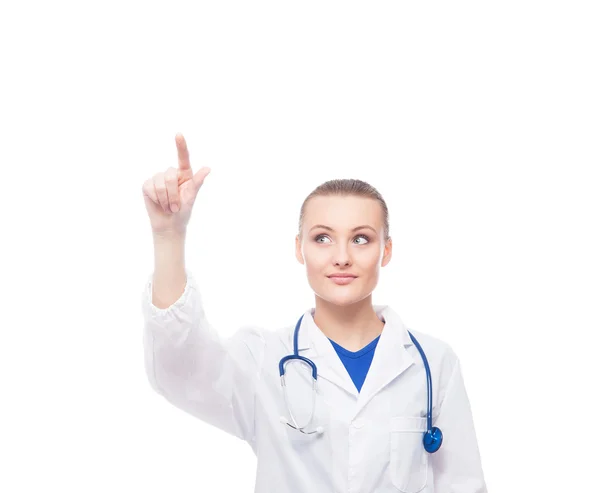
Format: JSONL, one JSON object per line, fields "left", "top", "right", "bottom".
{"left": 295, "top": 195, "right": 392, "bottom": 307}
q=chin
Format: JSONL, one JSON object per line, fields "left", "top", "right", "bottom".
{"left": 317, "top": 291, "right": 366, "bottom": 307}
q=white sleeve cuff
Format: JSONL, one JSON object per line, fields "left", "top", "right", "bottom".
{"left": 141, "top": 268, "right": 198, "bottom": 320}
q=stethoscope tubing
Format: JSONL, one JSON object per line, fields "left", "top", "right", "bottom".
{"left": 279, "top": 314, "right": 443, "bottom": 452}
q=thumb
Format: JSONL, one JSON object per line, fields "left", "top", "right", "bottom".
{"left": 192, "top": 166, "right": 211, "bottom": 191}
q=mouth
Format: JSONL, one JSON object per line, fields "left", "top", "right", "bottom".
{"left": 327, "top": 273, "right": 358, "bottom": 279}
{"left": 328, "top": 275, "right": 357, "bottom": 285}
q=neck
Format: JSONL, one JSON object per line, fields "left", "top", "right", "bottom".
{"left": 312, "top": 295, "right": 385, "bottom": 351}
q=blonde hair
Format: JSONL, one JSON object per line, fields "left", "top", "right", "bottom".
{"left": 298, "top": 178, "right": 390, "bottom": 242}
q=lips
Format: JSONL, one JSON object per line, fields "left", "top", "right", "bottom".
{"left": 328, "top": 275, "right": 357, "bottom": 285}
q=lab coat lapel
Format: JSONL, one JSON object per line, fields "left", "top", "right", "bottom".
{"left": 353, "top": 306, "right": 415, "bottom": 418}
{"left": 296, "top": 309, "right": 359, "bottom": 398}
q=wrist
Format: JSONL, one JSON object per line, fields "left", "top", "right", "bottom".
{"left": 152, "top": 229, "right": 186, "bottom": 245}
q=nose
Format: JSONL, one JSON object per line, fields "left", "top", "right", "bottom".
{"left": 333, "top": 244, "right": 351, "bottom": 267}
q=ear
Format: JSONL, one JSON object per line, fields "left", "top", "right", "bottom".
{"left": 295, "top": 235, "right": 304, "bottom": 264}
{"left": 381, "top": 237, "right": 392, "bottom": 267}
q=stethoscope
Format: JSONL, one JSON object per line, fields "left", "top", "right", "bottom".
{"left": 278, "top": 314, "right": 444, "bottom": 453}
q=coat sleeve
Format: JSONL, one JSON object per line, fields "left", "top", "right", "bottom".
{"left": 141, "top": 269, "right": 264, "bottom": 444}
{"left": 431, "top": 356, "right": 487, "bottom": 493}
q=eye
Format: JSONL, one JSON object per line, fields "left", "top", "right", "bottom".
{"left": 315, "top": 234, "right": 331, "bottom": 244}
{"left": 314, "top": 234, "right": 370, "bottom": 244}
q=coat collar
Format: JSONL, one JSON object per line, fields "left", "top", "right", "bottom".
{"left": 291, "top": 305, "right": 416, "bottom": 417}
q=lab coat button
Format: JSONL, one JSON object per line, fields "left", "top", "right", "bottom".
{"left": 352, "top": 418, "right": 365, "bottom": 428}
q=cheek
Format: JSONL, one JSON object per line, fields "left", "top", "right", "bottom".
{"left": 302, "top": 246, "right": 381, "bottom": 275}
{"left": 356, "top": 251, "right": 382, "bottom": 270}
{"left": 303, "top": 247, "right": 326, "bottom": 269}
{"left": 306, "top": 260, "right": 326, "bottom": 277}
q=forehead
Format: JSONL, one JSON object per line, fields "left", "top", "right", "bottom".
{"left": 304, "top": 195, "right": 382, "bottom": 229}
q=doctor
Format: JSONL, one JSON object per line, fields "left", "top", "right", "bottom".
{"left": 141, "top": 133, "right": 487, "bottom": 492}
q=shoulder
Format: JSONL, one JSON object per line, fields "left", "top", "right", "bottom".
{"left": 228, "top": 317, "right": 297, "bottom": 349}
{"left": 230, "top": 324, "right": 267, "bottom": 345}
{"left": 406, "top": 327, "right": 456, "bottom": 357}
{"left": 404, "top": 327, "right": 466, "bottom": 418}
{"left": 227, "top": 323, "right": 291, "bottom": 369}
{"left": 405, "top": 327, "right": 459, "bottom": 379}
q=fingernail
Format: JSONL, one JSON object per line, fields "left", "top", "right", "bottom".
{"left": 171, "top": 204, "right": 179, "bottom": 212}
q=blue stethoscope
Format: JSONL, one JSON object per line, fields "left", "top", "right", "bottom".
{"left": 279, "top": 314, "right": 443, "bottom": 453}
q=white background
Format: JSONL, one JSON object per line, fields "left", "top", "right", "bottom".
{"left": 1, "top": 1, "right": 598, "bottom": 491}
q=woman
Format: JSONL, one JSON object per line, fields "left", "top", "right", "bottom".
{"left": 141, "top": 133, "right": 487, "bottom": 492}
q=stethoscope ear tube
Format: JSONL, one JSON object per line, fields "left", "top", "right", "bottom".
{"left": 280, "top": 361, "right": 321, "bottom": 434}
{"left": 279, "top": 416, "right": 325, "bottom": 435}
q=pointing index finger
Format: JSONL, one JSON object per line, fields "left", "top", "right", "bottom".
{"left": 175, "top": 133, "right": 191, "bottom": 171}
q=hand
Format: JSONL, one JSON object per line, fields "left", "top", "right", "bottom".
{"left": 142, "top": 133, "right": 211, "bottom": 236}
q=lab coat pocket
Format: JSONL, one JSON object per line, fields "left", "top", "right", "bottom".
{"left": 389, "top": 416, "right": 429, "bottom": 493}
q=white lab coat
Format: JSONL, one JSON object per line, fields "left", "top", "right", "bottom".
{"left": 142, "top": 270, "right": 487, "bottom": 493}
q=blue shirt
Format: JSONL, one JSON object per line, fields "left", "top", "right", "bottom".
{"left": 329, "top": 335, "right": 381, "bottom": 392}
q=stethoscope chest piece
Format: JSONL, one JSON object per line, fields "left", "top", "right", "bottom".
{"left": 423, "top": 426, "right": 443, "bottom": 453}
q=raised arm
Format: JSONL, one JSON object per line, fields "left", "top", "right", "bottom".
{"left": 142, "top": 132, "right": 207, "bottom": 308}
{"left": 140, "top": 134, "right": 263, "bottom": 443}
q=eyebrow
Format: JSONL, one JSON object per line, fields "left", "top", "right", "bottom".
{"left": 309, "top": 224, "right": 377, "bottom": 234}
